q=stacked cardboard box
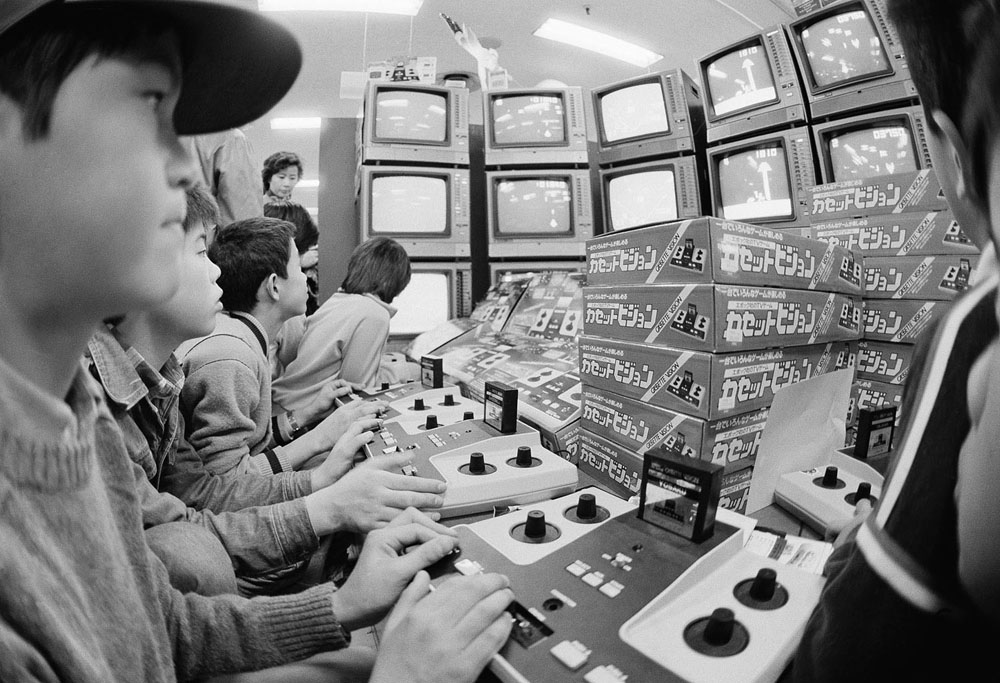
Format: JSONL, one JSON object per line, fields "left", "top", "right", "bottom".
{"left": 808, "top": 170, "right": 981, "bottom": 444}
{"left": 579, "top": 217, "right": 863, "bottom": 512}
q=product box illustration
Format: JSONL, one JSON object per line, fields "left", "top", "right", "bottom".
{"left": 468, "top": 277, "right": 531, "bottom": 333}
{"left": 583, "top": 284, "right": 862, "bottom": 352}
{"left": 581, "top": 387, "right": 767, "bottom": 473}
{"left": 807, "top": 169, "right": 950, "bottom": 220}
{"left": 856, "top": 340, "right": 916, "bottom": 385}
{"left": 502, "top": 270, "right": 585, "bottom": 342}
{"left": 848, "top": 380, "right": 906, "bottom": 429}
{"left": 862, "top": 298, "right": 953, "bottom": 344}
{"left": 577, "top": 428, "right": 753, "bottom": 514}
{"left": 863, "top": 254, "right": 979, "bottom": 300}
{"left": 578, "top": 335, "right": 858, "bottom": 420}
{"left": 810, "top": 210, "right": 979, "bottom": 257}
{"left": 586, "top": 217, "right": 863, "bottom": 295}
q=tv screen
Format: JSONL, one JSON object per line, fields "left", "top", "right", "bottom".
{"left": 598, "top": 81, "right": 671, "bottom": 144}
{"left": 798, "top": 7, "right": 891, "bottom": 89}
{"left": 374, "top": 88, "right": 448, "bottom": 143}
{"left": 827, "top": 122, "right": 918, "bottom": 181}
{"left": 389, "top": 272, "right": 451, "bottom": 336}
{"left": 607, "top": 169, "right": 678, "bottom": 230}
{"left": 717, "top": 143, "right": 794, "bottom": 221}
{"left": 705, "top": 39, "right": 779, "bottom": 118}
{"left": 370, "top": 174, "right": 448, "bottom": 235}
{"left": 494, "top": 177, "right": 573, "bottom": 235}
{"left": 491, "top": 93, "right": 567, "bottom": 146}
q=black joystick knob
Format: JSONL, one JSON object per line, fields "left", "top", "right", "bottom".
{"left": 380, "top": 382, "right": 390, "bottom": 391}
{"left": 468, "top": 452, "right": 486, "bottom": 474}
{"left": 703, "top": 608, "right": 735, "bottom": 646}
{"left": 821, "top": 466, "right": 840, "bottom": 488}
{"left": 413, "top": 398, "right": 425, "bottom": 411}
{"left": 424, "top": 414, "right": 438, "bottom": 429}
{"left": 576, "top": 493, "right": 598, "bottom": 520}
{"left": 749, "top": 568, "right": 777, "bottom": 602}
{"left": 463, "top": 411, "right": 475, "bottom": 420}
{"left": 524, "top": 510, "right": 547, "bottom": 540}
{"left": 443, "top": 394, "right": 456, "bottom": 406}
{"left": 515, "top": 445, "right": 533, "bottom": 467}
{"left": 855, "top": 482, "right": 872, "bottom": 502}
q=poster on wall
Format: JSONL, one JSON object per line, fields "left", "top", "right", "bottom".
{"left": 367, "top": 56, "right": 437, "bottom": 84}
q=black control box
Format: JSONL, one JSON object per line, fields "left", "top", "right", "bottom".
{"left": 639, "top": 452, "right": 723, "bottom": 543}
{"left": 484, "top": 381, "right": 518, "bottom": 434}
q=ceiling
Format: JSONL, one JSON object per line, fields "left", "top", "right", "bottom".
{"left": 240, "top": 0, "right": 802, "bottom": 212}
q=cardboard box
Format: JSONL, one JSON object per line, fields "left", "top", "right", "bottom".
{"left": 583, "top": 284, "right": 862, "bottom": 352}
{"left": 586, "top": 217, "right": 863, "bottom": 295}
{"left": 578, "top": 335, "right": 858, "bottom": 420}
{"left": 810, "top": 210, "right": 980, "bottom": 257}
{"left": 862, "top": 299, "right": 953, "bottom": 344}
{"left": 576, "top": 428, "right": 752, "bottom": 514}
{"left": 857, "top": 340, "right": 916, "bottom": 385}
{"left": 864, "top": 254, "right": 979, "bottom": 300}
{"left": 807, "top": 169, "right": 950, "bottom": 220}
{"left": 848, "top": 380, "right": 906, "bottom": 429}
{"left": 581, "top": 387, "right": 767, "bottom": 472}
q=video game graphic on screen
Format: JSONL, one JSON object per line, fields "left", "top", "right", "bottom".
{"left": 599, "top": 81, "right": 671, "bottom": 144}
{"left": 374, "top": 88, "right": 448, "bottom": 142}
{"left": 491, "top": 93, "right": 566, "bottom": 145}
{"left": 717, "top": 144, "right": 793, "bottom": 222}
{"left": 706, "top": 41, "right": 778, "bottom": 118}
{"left": 607, "top": 170, "right": 679, "bottom": 231}
{"left": 827, "top": 125, "right": 918, "bottom": 181}
{"left": 799, "top": 9, "right": 891, "bottom": 89}
{"left": 495, "top": 178, "right": 573, "bottom": 235}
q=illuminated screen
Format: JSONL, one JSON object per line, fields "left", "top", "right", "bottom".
{"left": 389, "top": 272, "right": 451, "bottom": 336}
{"left": 799, "top": 9, "right": 891, "bottom": 88}
{"left": 717, "top": 143, "right": 794, "bottom": 221}
{"left": 374, "top": 89, "right": 448, "bottom": 143}
{"left": 370, "top": 175, "right": 448, "bottom": 234}
{"left": 494, "top": 177, "right": 573, "bottom": 235}
{"left": 607, "top": 169, "right": 678, "bottom": 231}
{"left": 827, "top": 122, "right": 918, "bottom": 181}
{"left": 491, "top": 94, "right": 566, "bottom": 146}
{"left": 599, "top": 81, "right": 671, "bottom": 143}
{"left": 706, "top": 40, "right": 779, "bottom": 117}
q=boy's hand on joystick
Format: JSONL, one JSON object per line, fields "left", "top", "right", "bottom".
{"left": 309, "top": 419, "right": 380, "bottom": 489}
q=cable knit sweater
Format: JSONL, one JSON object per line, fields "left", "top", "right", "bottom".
{"left": 0, "top": 356, "right": 347, "bottom": 682}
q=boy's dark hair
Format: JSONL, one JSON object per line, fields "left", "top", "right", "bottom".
{"left": 0, "top": 3, "right": 179, "bottom": 139}
{"left": 341, "top": 237, "right": 411, "bottom": 304}
{"left": 261, "top": 151, "right": 303, "bottom": 193}
{"left": 184, "top": 185, "right": 220, "bottom": 234}
{"left": 209, "top": 217, "right": 296, "bottom": 314}
{"left": 264, "top": 199, "right": 318, "bottom": 254}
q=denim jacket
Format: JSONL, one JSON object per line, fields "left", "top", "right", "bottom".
{"left": 85, "top": 327, "right": 319, "bottom": 575}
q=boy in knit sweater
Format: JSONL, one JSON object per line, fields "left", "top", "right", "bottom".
{"left": 0, "top": 1, "right": 514, "bottom": 682}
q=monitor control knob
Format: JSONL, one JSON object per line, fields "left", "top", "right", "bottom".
{"left": 524, "top": 510, "right": 547, "bottom": 540}
{"left": 424, "top": 414, "right": 438, "bottom": 429}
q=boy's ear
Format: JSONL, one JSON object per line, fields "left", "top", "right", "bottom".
{"left": 257, "top": 274, "right": 280, "bottom": 304}
{"left": 931, "top": 109, "right": 977, "bottom": 205}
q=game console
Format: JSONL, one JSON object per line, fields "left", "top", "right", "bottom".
{"left": 773, "top": 450, "right": 883, "bottom": 536}
{"left": 375, "top": 386, "right": 484, "bottom": 432}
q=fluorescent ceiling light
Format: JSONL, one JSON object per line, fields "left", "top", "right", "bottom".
{"left": 533, "top": 18, "right": 663, "bottom": 68}
{"left": 259, "top": 0, "right": 423, "bottom": 15}
{"left": 297, "top": 179, "right": 320, "bottom": 189}
{"left": 270, "top": 117, "right": 322, "bottom": 130}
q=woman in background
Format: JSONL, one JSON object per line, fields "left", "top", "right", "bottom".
{"left": 262, "top": 150, "right": 303, "bottom": 202}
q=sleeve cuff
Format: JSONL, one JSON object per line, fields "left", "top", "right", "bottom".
{"left": 260, "top": 583, "right": 349, "bottom": 661}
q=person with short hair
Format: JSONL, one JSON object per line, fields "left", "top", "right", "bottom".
{"left": 262, "top": 150, "right": 303, "bottom": 202}
{"left": 272, "top": 237, "right": 417, "bottom": 414}
{"left": 265, "top": 199, "right": 320, "bottom": 315}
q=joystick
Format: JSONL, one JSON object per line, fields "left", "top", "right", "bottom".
{"left": 845, "top": 481, "right": 877, "bottom": 506}
{"left": 413, "top": 398, "right": 426, "bottom": 411}
{"left": 508, "top": 445, "right": 541, "bottom": 469}
{"left": 424, "top": 414, "right": 438, "bottom": 430}
{"left": 443, "top": 394, "right": 456, "bottom": 407}
{"left": 459, "top": 452, "right": 496, "bottom": 476}
{"left": 684, "top": 607, "right": 749, "bottom": 656}
{"left": 815, "top": 465, "right": 845, "bottom": 490}
{"left": 509, "top": 510, "right": 561, "bottom": 544}
{"left": 733, "top": 567, "right": 788, "bottom": 610}
{"left": 563, "top": 492, "right": 611, "bottom": 524}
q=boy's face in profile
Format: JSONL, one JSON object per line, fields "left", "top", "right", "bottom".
{"left": 277, "top": 237, "right": 309, "bottom": 321}
{"left": 150, "top": 219, "right": 222, "bottom": 342}
{"left": 0, "top": 36, "right": 192, "bottom": 319}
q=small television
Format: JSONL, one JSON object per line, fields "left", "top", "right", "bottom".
{"left": 388, "top": 262, "right": 472, "bottom": 338}
{"left": 483, "top": 86, "right": 589, "bottom": 167}
{"left": 787, "top": 0, "right": 917, "bottom": 120}
{"left": 599, "top": 156, "right": 705, "bottom": 233}
{"left": 699, "top": 25, "right": 808, "bottom": 144}
{"left": 486, "top": 168, "right": 595, "bottom": 258}
{"left": 812, "top": 104, "right": 932, "bottom": 183}
{"left": 707, "top": 126, "right": 818, "bottom": 228}
{"left": 489, "top": 260, "right": 586, "bottom": 285}
{"left": 357, "top": 165, "right": 470, "bottom": 258}
{"left": 591, "top": 68, "right": 706, "bottom": 166}
{"left": 357, "top": 81, "right": 469, "bottom": 165}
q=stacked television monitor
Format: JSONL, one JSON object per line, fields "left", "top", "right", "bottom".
{"left": 387, "top": 262, "right": 473, "bottom": 339}
{"left": 599, "top": 156, "right": 704, "bottom": 233}
{"left": 483, "top": 86, "right": 589, "bottom": 166}
{"left": 489, "top": 260, "right": 586, "bottom": 286}
{"left": 698, "top": 25, "right": 809, "bottom": 144}
{"left": 787, "top": 0, "right": 917, "bottom": 121}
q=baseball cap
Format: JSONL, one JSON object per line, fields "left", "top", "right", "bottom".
{"left": 0, "top": 0, "right": 302, "bottom": 135}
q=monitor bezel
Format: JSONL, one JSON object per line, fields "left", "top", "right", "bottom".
{"left": 601, "top": 161, "right": 684, "bottom": 233}
{"left": 366, "top": 169, "right": 453, "bottom": 238}
{"left": 812, "top": 106, "right": 928, "bottom": 184}
{"left": 594, "top": 74, "right": 673, "bottom": 148}
{"left": 490, "top": 173, "right": 578, "bottom": 240}
{"left": 487, "top": 89, "right": 570, "bottom": 149}
{"left": 388, "top": 265, "right": 460, "bottom": 338}
{"left": 711, "top": 137, "right": 798, "bottom": 223}
{"left": 700, "top": 34, "right": 782, "bottom": 124}
{"left": 370, "top": 83, "right": 454, "bottom": 148}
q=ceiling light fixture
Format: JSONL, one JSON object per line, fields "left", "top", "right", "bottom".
{"left": 258, "top": 0, "right": 423, "bottom": 16}
{"left": 270, "top": 117, "right": 322, "bottom": 130}
{"left": 533, "top": 18, "right": 663, "bottom": 68}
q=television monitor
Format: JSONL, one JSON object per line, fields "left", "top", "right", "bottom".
{"left": 357, "top": 165, "right": 471, "bottom": 258}
{"left": 357, "top": 81, "right": 469, "bottom": 165}
{"left": 591, "top": 68, "right": 706, "bottom": 166}
{"left": 699, "top": 25, "right": 809, "bottom": 144}
{"left": 599, "top": 156, "right": 705, "bottom": 233}
{"left": 485, "top": 169, "right": 595, "bottom": 258}
{"left": 708, "top": 126, "right": 818, "bottom": 228}
{"left": 812, "top": 104, "right": 932, "bottom": 183}
{"left": 489, "top": 260, "right": 586, "bottom": 285}
{"left": 388, "top": 262, "right": 472, "bottom": 338}
{"left": 787, "top": 0, "right": 917, "bottom": 120}
{"left": 483, "top": 86, "right": 589, "bottom": 166}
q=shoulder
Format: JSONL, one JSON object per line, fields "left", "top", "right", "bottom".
{"left": 181, "top": 320, "right": 261, "bottom": 375}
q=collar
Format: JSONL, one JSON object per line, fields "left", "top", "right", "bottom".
{"left": 364, "top": 292, "right": 399, "bottom": 319}
{"left": 228, "top": 310, "right": 269, "bottom": 356}
{"left": 86, "top": 327, "right": 183, "bottom": 411}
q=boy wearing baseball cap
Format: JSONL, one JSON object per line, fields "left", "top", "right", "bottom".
{"left": 0, "top": 2, "right": 513, "bottom": 681}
